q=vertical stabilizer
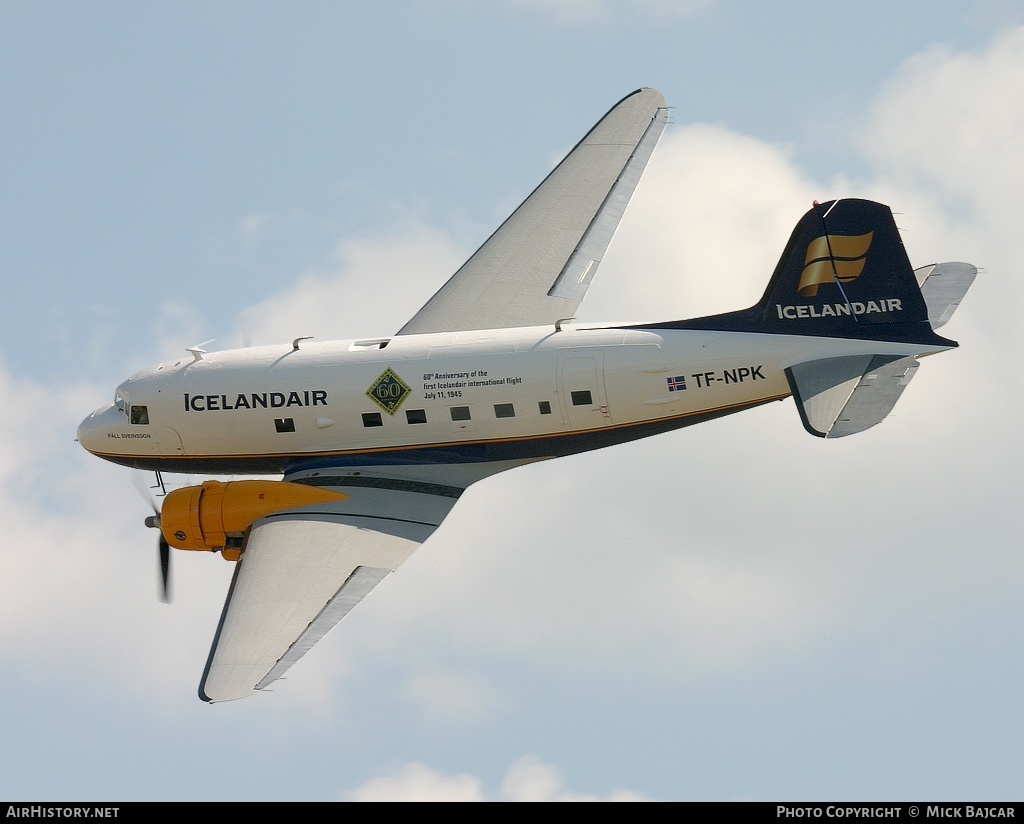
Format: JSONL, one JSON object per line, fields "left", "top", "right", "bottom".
{"left": 755, "top": 199, "right": 931, "bottom": 335}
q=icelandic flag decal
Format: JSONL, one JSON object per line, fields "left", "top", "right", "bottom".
{"left": 667, "top": 375, "right": 687, "bottom": 392}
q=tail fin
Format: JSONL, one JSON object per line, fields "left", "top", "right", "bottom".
{"left": 756, "top": 199, "right": 933, "bottom": 336}
{"left": 658, "top": 199, "right": 953, "bottom": 346}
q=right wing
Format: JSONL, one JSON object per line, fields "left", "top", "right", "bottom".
{"left": 397, "top": 88, "right": 668, "bottom": 336}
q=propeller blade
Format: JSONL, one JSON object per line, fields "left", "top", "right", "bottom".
{"left": 137, "top": 472, "right": 173, "bottom": 603}
{"left": 132, "top": 471, "right": 159, "bottom": 515}
{"left": 159, "top": 534, "right": 172, "bottom": 603}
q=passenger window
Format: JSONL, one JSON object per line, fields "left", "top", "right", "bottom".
{"left": 406, "top": 409, "right": 427, "bottom": 424}
{"left": 538, "top": 401, "right": 552, "bottom": 415}
{"left": 274, "top": 418, "right": 295, "bottom": 433}
{"left": 362, "top": 412, "right": 383, "bottom": 427}
{"left": 570, "top": 390, "right": 593, "bottom": 406}
{"left": 494, "top": 403, "right": 515, "bottom": 419}
{"left": 450, "top": 406, "right": 471, "bottom": 421}
{"left": 130, "top": 405, "right": 149, "bottom": 425}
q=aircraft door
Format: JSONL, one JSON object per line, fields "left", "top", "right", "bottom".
{"left": 156, "top": 427, "right": 185, "bottom": 456}
{"left": 557, "top": 352, "right": 611, "bottom": 430}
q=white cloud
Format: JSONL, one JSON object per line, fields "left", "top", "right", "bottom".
{"left": 861, "top": 26, "right": 1024, "bottom": 212}
{"left": 238, "top": 211, "right": 273, "bottom": 239}
{"left": 346, "top": 762, "right": 483, "bottom": 802}
{"left": 584, "top": 124, "right": 821, "bottom": 323}
{"left": 507, "top": 0, "right": 716, "bottom": 24}
{"left": 858, "top": 27, "right": 1024, "bottom": 431}
{"left": 345, "top": 755, "right": 652, "bottom": 801}
{"left": 497, "top": 756, "right": 650, "bottom": 801}
{"left": 0, "top": 360, "right": 237, "bottom": 705}
{"left": 397, "top": 663, "right": 500, "bottom": 723}
{"left": 237, "top": 226, "right": 467, "bottom": 348}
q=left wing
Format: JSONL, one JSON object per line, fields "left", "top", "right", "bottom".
{"left": 397, "top": 88, "right": 668, "bottom": 336}
{"left": 199, "top": 475, "right": 463, "bottom": 702}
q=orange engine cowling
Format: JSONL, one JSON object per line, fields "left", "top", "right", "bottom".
{"left": 159, "top": 480, "right": 347, "bottom": 551}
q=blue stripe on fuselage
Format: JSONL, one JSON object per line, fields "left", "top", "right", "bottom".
{"left": 93, "top": 396, "right": 785, "bottom": 476}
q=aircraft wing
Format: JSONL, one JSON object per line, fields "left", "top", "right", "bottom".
{"left": 397, "top": 88, "right": 668, "bottom": 335}
{"left": 198, "top": 475, "right": 463, "bottom": 702}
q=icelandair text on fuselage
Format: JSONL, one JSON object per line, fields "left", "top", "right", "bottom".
{"left": 775, "top": 298, "right": 902, "bottom": 319}
{"left": 183, "top": 390, "right": 327, "bottom": 412}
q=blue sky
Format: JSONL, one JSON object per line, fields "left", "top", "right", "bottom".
{"left": 2, "top": 0, "right": 1022, "bottom": 801}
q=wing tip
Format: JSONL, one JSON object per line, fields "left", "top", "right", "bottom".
{"left": 197, "top": 678, "right": 260, "bottom": 704}
{"left": 622, "top": 86, "right": 667, "bottom": 110}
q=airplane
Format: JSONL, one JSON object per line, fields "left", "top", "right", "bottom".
{"left": 77, "top": 88, "right": 976, "bottom": 703}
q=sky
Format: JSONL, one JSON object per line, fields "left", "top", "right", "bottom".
{"left": 1, "top": 0, "right": 1022, "bottom": 802}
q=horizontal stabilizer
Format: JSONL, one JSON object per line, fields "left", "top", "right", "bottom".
{"left": 786, "top": 354, "right": 919, "bottom": 438}
{"left": 915, "top": 262, "right": 977, "bottom": 329}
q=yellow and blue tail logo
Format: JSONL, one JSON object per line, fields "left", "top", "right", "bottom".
{"left": 797, "top": 231, "right": 873, "bottom": 297}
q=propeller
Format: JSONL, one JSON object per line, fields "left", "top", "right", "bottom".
{"left": 134, "top": 472, "right": 172, "bottom": 603}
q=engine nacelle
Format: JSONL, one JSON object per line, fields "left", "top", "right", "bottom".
{"left": 159, "top": 480, "right": 347, "bottom": 551}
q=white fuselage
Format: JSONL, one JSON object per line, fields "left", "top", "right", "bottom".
{"left": 78, "top": 323, "right": 944, "bottom": 477}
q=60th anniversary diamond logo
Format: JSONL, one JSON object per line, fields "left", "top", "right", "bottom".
{"left": 366, "top": 368, "right": 412, "bottom": 415}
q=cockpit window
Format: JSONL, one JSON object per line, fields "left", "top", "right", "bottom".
{"left": 115, "top": 393, "right": 128, "bottom": 416}
{"left": 130, "top": 405, "right": 149, "bottom": 425}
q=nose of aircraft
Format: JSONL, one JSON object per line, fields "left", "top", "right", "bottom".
{"left": 77, "top": 403, "right": 119, "bottom": 455}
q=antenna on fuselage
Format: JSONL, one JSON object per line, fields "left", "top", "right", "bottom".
{"left": 186, "top": 340, "right": 214, "bottom": 362}
{"left": 292, "top": 336, "right": 313, "bottom": 351}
